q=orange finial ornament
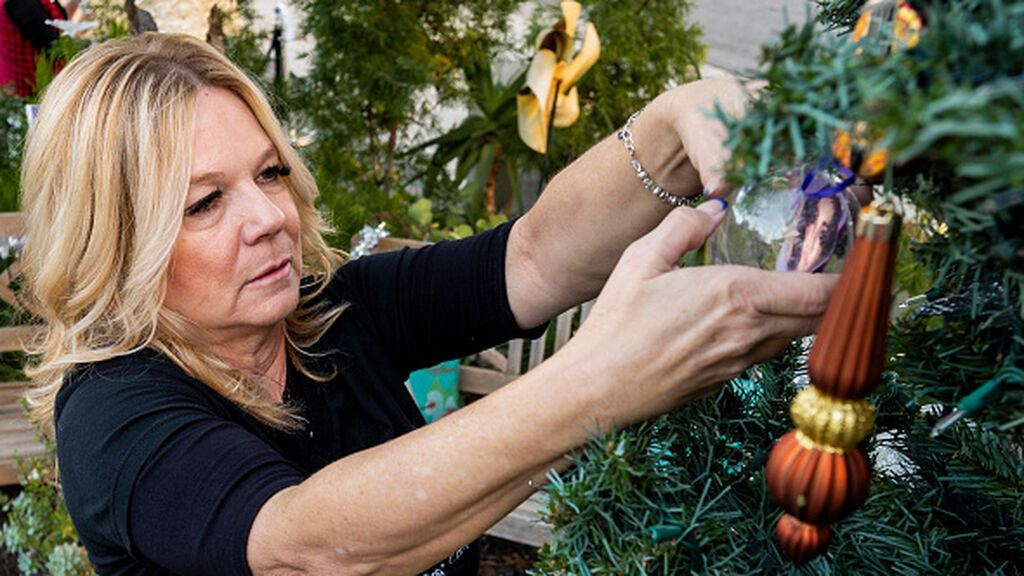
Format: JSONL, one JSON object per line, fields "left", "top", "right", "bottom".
{"left": 765, "top": 199, "right": 902, "bottom": 565}
{"left": 809, "top": 202, "right": 901, "bottom": 399}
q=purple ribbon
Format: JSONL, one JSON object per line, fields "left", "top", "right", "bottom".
{"left": 800, "top": 160, "right": 856, "bottom": 199}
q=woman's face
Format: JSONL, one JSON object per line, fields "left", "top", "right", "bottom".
{"left": 163, "top": 87, "right": 301, "bottom": 342}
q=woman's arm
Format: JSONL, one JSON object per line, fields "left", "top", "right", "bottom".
{"left": 249, "top": 358, "right": 578, "bottom": 575}
{"left": 507, "top": 78, "right": 755, "bottom": 328}
{"left": 246, "top": 208, "right": 837, "bottom": 575}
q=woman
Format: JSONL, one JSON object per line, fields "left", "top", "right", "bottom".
{"left": 20, "top": 34, "right": 835, "bottom": 575}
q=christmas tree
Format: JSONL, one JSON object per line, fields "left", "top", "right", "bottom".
{"left": 534, "top": 1, "right": 1023, "bottom": 573}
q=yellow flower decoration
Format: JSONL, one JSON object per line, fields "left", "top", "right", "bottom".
{"left": 516, "top": 1, "right": 600, "bottom": 154}
{"left": 852, "top": 1, "right": 924, "bottom": 52}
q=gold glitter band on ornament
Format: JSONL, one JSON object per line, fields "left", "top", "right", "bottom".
{"left": 793, "top": 430, "right": 848, "bottom": 455}
{"left": 791, "top": 386, "right": 876, "bottom": 451}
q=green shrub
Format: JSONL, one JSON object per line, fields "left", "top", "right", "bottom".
{"left": 0, "top": 455, "right": 92, "bottom": 576}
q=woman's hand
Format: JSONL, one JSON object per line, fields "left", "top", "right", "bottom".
{"left": 560, "top": 200, "right": 837, "bottom": 426}
{"left": 647, "top": 76, "right": 766, "bottom": 198}
{"left": 508, "top": 77, "right": 765, "bottom": 328}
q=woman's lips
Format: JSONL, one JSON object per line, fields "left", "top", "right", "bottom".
{"left": 247, "top": 259, "right": 290, "bottom": 285}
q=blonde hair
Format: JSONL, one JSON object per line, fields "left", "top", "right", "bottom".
{"left": 20, "top": 33, "right": 343, "bottom": 435}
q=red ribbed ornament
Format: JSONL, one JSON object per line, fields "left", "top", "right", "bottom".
{"left": 765, "top": 430, "right": 871, "bottom": 524}
{"left": 808, "top": 203, "right": 901, "bottom": 398}
{"left": 767, "top": 200, "right": 901, "bottom": 565}
{"left": 775, "top": 513, "right": 832, "bottom": 566}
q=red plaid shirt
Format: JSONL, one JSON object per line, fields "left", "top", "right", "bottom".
{"left": 0, "top": 0, "right": 66, "bottom": 97}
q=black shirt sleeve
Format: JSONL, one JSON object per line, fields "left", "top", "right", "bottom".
{"left": 127, "top": 420, "right": 304, "bottom": 575}
{"left": 55, "top": 357, "right": 304, "bottom": 576}
{"left": 331, "top": 220, "right": 548, "bottom": 372}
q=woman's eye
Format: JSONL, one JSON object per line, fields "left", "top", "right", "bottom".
{"left": 185, "top": 189, "right": 223, "bottom": 217}
{"left": 256, "top": 164, "right": 291, "bottom": 185}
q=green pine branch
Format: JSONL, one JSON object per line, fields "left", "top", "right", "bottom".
{"left": 540, "top": 1, "right": 1024, "bottom": 572}
{"left": 816, "top": 0, "right": 868, "bottom": 31}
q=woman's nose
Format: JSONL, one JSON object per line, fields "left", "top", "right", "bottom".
{"left": 240, "top": 185, "right": 286, "bottom": 245}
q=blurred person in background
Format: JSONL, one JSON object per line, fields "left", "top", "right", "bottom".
{"left": 0, "top": 0, "right": 77, "bottom": 96}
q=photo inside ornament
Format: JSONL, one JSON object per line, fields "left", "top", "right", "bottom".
{"left": 708, "top": 166, "right": 860, "bottom": 273}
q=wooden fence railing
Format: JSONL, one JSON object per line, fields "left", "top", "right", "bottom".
{"left": 0, "top": 213, "right": 46, "bottom": 486}
{"left": 371, "top": 235, "right": 595, "bottom": 547}
{"left": 468, "top": 303, "right": 593, "bottom": 547}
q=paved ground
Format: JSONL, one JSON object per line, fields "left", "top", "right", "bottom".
{"left": 692, "top": 0, "right": 814, "bottom": 73}
{"left": 250, "top": 0, "right": 818, "bottom": 77}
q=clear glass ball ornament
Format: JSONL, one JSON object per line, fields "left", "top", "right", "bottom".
{"left": 708, "top": 166, "right": 861, "bottom": 273}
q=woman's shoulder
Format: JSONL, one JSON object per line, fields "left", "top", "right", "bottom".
{"left": 51, "top": 350, "right": 264, "bottom": 565}
{"left": 54, "top": 349, "right": 221, "bottom": 431}
{"left": 63, "top": 348, "right": 182, "bottom": 383}
{"left": 54, "top": 348, "right": 250, "bottom": 501}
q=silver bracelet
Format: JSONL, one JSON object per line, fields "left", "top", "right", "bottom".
{"left": 617, "top": 108, "right": 701, "bottom": 208}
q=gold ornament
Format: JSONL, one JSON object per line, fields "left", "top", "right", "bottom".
{"left": 832, "top": 123, "right": 889, "bottom": 181}
{"left": 791, "top": 386, "right": 876, "bottom": 451}
{"left": 516, "top": 1, "right": 600, "bottom": 154}
{"left": 852, "top": 1, "right": 924, "bottom": 52}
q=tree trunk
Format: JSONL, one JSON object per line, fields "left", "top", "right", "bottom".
{"left": 384, "top": 121, "right": 399, "bottom": 197}
{"left": 486, "top": 144, "right": 503, "bottom": 217}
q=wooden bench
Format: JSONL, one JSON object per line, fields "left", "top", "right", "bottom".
{"left": 0, "top": 212, "right": 47, "bottom": 486}
{"left": 466, "top": 302, "right": 593, "bottom": 547}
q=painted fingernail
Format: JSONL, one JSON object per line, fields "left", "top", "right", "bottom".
{"left": 697, "top": 197, "right": 729, "bottom": 214}
{"left": 703, "top": 177, "right": 723, "bottom": 197}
